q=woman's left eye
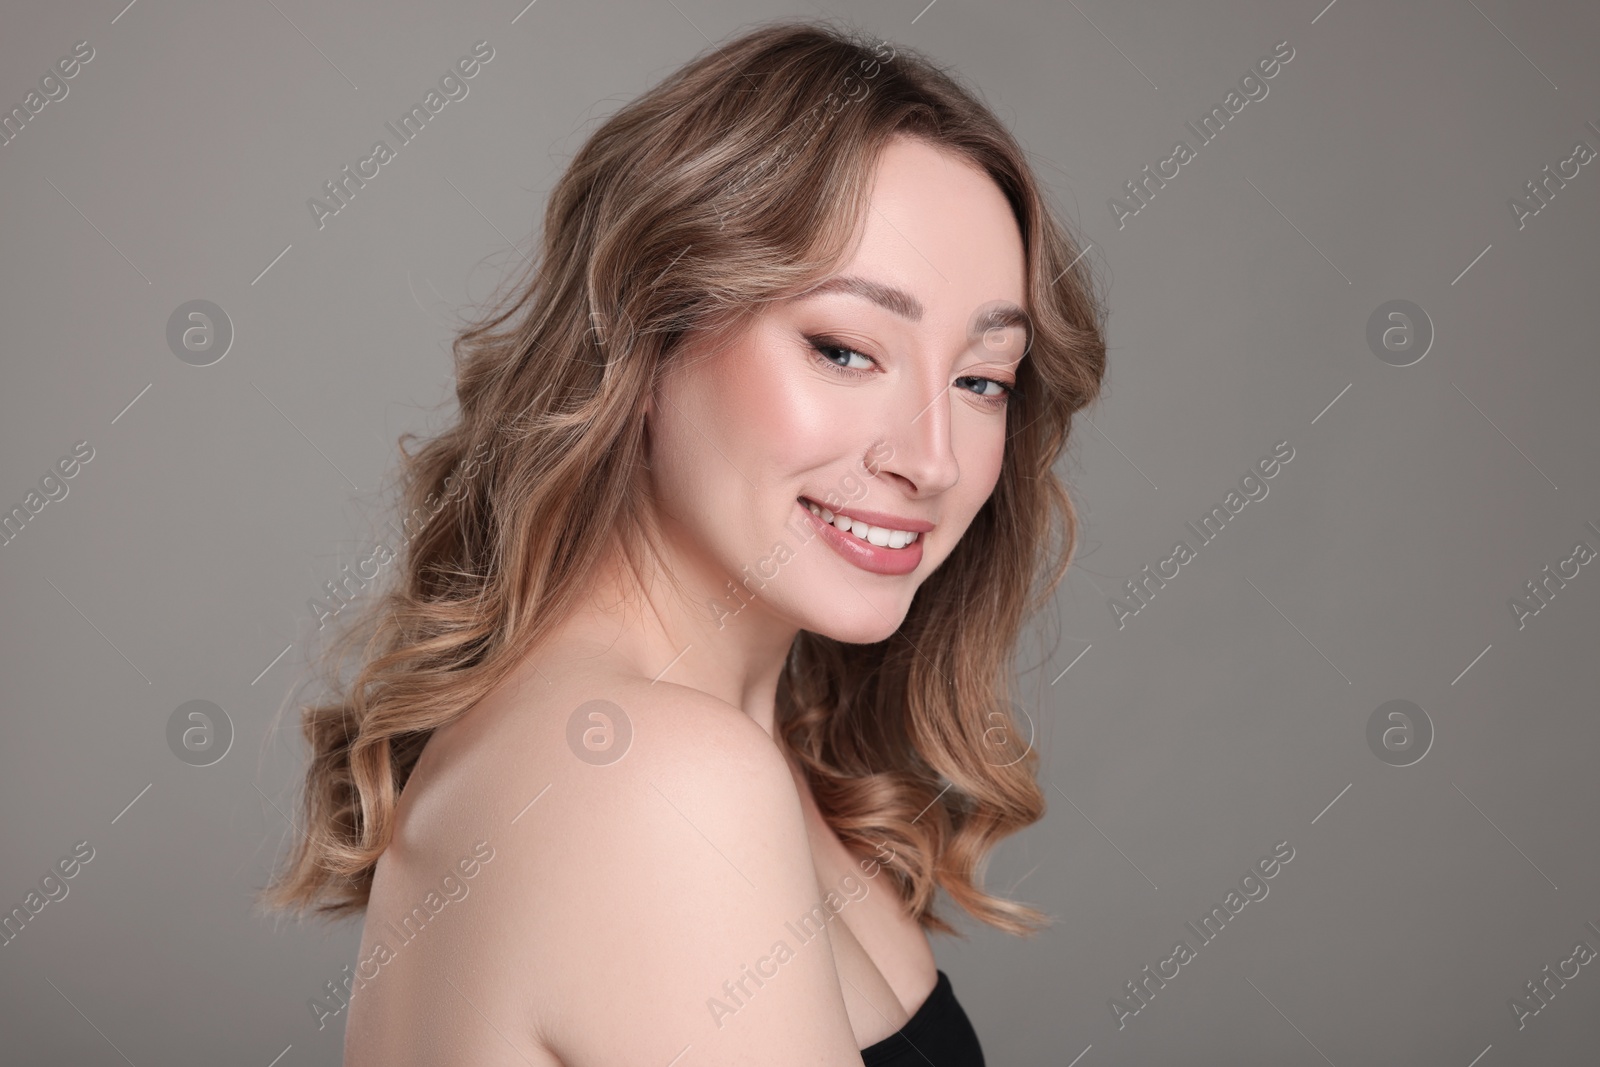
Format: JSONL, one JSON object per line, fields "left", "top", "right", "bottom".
{"left": 956, "top": 375, "right": 1013, "bottom": 402}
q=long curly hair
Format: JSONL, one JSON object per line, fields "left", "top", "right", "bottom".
{"left": 261, "top": 17, "right": 1107, "bottom": 938}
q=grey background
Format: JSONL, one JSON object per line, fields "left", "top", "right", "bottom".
{"left": 2, "top": 0, "right": 1597, "bottom": 1064}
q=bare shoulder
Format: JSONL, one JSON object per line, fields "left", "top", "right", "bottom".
{"left": 347, "top": 662, "right": 866, "bottom": 1066}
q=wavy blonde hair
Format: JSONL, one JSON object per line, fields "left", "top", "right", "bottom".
{"left": 262, "top": 17, "right": 1106, "bottom": 938}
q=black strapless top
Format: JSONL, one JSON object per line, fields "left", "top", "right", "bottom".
{"left": 860, "top": 970, "right": 985, "bottom": 1066}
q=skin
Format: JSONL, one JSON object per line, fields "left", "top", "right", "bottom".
{"left": 343, "top": 135, "right": 1028, "bottom": 1066}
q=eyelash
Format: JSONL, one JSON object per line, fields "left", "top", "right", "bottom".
{"left": 806, "top": 335, "right": 1016, "bottom": 408}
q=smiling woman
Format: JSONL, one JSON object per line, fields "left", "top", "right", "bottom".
{"left": 262, "top": 17, "right": 1106, "bottom": 1067}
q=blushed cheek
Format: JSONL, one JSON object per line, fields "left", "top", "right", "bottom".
{"left": 649, "top": 324, "right": 828, "bottom": 550}
{"left": 979, "top": 435, "right": 1007, "bottom": 493}
{"left": 718, "top": 327, "right": 847, "bottom": 477}
{"left": 956, "top": 427, "right": 1009, "bottom": 529}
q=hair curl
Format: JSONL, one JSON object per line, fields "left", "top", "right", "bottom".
{"left": 261, "top": 16, "right": 1107, "bottom": 939}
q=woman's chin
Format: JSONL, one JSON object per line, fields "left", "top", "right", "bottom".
{"left": 805, "top": 610, "right": 909, "bottom": 647}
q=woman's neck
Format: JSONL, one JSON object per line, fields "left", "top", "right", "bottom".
{"left": 553, "top": 529, "right": 801, "bottom": 738}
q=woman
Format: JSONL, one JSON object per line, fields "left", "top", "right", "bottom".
{"left": 264, "top": 18, "right": 1106, "bottom": 1066}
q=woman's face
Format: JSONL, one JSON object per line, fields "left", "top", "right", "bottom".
{"left": 648, "top": 135, "right": 1029, "bottom": 645}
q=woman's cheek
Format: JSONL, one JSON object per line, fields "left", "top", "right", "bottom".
{"left": 961, "top": 413, "right": 1009, "bottom": 495}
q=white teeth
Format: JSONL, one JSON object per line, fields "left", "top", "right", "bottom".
{"left": 802, "top": 499, "right": 920, "bottom": 548}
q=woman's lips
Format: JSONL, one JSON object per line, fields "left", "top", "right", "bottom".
{"left": 795, "top": 498, "right": 924, "bottom": 576}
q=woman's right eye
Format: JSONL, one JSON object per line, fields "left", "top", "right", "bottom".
{"left": 807, "top": 336, "right": 877, "bottom": 375}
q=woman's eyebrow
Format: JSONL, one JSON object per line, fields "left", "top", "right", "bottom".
{"left": 795, "top": 274, "right": 1028, "bottom": 333}
{"left": 975, "top": 304, "right": 1029, "bottom": 333}
{"left": 797, "top": 274, "right": 924, "bottom": 320}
